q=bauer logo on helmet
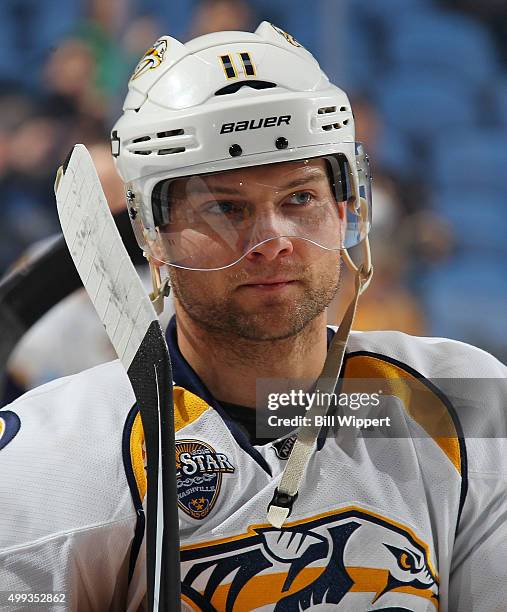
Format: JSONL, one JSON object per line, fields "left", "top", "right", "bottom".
{"left": 220, "top": 115, "right": 292, "bottom": 134}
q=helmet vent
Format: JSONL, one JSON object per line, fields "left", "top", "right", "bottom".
{"left": 157, "top": 129, "right": 185, "bottom": 138}
{"left": 215, "top": 80, "right": 277, "bottom": 96}
{"left": 158, "top": 147, "right": 185, "bottom": 155}
{"left": 131, "top": 130, "right": 188, "bottom": 155}
{"left": 322, "top": 123, "right": 342, "bottom": 131}
{"left": 318, "top": 106, "right": 337, "bottom": 114}
{"left": 132, "top": 135, "right": 151, "bottom": 155}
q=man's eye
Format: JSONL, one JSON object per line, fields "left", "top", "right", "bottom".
{"left": 287, "top": 192, "right": 313, "bottom": 205}
{"left": 205, "top": 201, "right": 239, "bottom": 214}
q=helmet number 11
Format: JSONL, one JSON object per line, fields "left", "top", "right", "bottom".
{"left": 219, "top": 52, "right": 256, "bottom": 80}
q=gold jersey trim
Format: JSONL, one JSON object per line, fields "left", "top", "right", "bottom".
{"left": 343, "top": 353, "right": 462, "bottom": 474}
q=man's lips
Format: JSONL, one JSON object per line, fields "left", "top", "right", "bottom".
{"left": 242, "top": 278, "right": 296, "bottom": 285}
{"left": 239, "top": 278, "right": 298, "bottom": 291}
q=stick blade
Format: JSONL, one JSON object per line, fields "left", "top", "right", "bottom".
{"left": 55, "top": 144, "right": 157, "bottom": 370}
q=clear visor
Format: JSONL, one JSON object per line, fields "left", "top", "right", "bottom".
{"left": 135, "top": 145, "right": 371, "bottom": 271}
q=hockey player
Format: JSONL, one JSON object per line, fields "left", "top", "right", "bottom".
{"left": 1, "top": 22, "right": 507, "bottom": 612}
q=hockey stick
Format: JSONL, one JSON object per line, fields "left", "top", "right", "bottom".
{"left": 54, "top": 144, "right": 180, "bottom": 611}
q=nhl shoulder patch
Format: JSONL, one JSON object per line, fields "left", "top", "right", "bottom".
{"left": 176, "top": 439, "right": 235, "bottom": 520}
{"left": 0, "top": 410, "right": 21, "bottom": 451}
{"left": 272, "top": 434, "right": 296, "bottom": 460}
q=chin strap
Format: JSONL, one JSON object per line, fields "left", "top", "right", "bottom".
{"left": 267, "top": 240, "right": 373, "bottom": 528}
{"left": 147, "top": 256, "right": 171, "bottom": 315}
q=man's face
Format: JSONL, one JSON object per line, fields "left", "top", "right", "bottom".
{"left": 167, "top": 158, "right": 345, "bottom": 341}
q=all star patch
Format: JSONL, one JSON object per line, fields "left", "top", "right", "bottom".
{"left": 176, "top": 439, "right": 235, "bottom": 520}
{"left": 272, "top": 434, "right": 296, "bottom": 460}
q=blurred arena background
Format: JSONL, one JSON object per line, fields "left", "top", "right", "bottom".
{"left": 1, "top": 0, "right": 506, "bottom": 397}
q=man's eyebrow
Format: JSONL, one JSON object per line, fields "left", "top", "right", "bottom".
{"left": 189, "top": 184, "right": 245, "bottom": 195}
{"left": 278, "top": 171, "right": 327, "bottom": 191}
{"left": 195, "top": 170, "right": 327, "bottom": 195}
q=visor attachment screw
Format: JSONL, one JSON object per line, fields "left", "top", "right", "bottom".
{"left": 276, "top": 137, "right": 289, "bottom": 150}
{"left": 229, "top": 144, "right": 243, "bottom": 157}
{"left": 126, "top": 189, "right": 137, "bottom": 219}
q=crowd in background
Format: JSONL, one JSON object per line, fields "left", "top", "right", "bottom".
{"left": 1, "top": 0, "right": 506, "bottom": 391}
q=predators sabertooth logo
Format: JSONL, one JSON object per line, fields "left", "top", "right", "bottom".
{"left": 130, "top": 38, "right": 168, "bottom": 80}
{"left": 176, "top": 440, "right": 235, "bottom": 519}
{"left": 180, "top": 507, "right": 439, "bottom": 610}
{"left": 270, "top": 24, "right": 302, "bottom": 48}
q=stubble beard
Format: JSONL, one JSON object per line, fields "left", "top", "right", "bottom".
{"left": 169, "top": 258, "right": 341, "bottom": 342}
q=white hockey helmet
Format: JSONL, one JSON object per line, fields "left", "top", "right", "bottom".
{"left": 111, "top": 21, "right": 372, "bottom": 272}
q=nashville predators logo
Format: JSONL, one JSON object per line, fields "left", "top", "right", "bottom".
{"left": 270, "top": 24, "right": 302, "bottom": 48}
{"left": 130, "top": 38, "right": 168, "bottom": 81}
{"left": 180, "top": 507, "right": 438, "bottom": 610}
{"left": 176, "top": 440, "right": 235, "bottom": 520}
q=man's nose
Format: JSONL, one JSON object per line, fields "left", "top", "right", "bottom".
{"left": 243, "top": 209, "right": 295, "bottom": 261}
{"left": 245, "top": 235, "right": 295, "bottom": 262}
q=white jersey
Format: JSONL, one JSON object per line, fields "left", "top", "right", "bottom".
{"left": 1, "top": 319, "right": 506, "bottom": 611}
